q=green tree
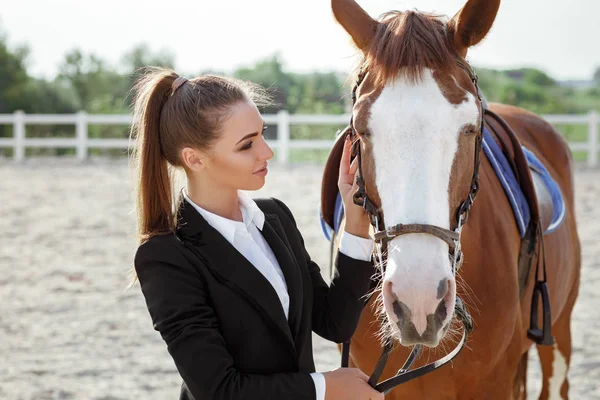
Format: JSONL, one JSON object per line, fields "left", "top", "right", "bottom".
{"left": 522, "top": 68, "right": 556, "bottom": 87}
{"left": 234, "top": 54, "right": 291, "bottom": 112}
{"left": 593, "top": 66, "right": 600, "bottom": 86}
{"left": 121, "top": 44, "right": 176, "bottom": 106}
{"left": 0, "top": 28, "right": 31, "bottom": 113}
{"left": 57, "top": 49, "right": 128, "bottom": 113}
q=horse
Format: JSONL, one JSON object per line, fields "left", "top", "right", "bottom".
{"left": 320, "top": 0, "right": 582, "bottom": 398}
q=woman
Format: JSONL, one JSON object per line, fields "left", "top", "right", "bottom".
{"left": 131, "top": 67, "right": 382, "bottom": 400}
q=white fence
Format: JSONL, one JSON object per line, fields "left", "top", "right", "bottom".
{"left": 0, "top": 110, "right": 598, "bottom": 167}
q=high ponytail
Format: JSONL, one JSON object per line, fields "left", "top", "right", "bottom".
{"left": 130, "top": 68, "right": 179, "bottom": 242}
{"left": 129, "top": 67, "right": 272, "bottom": 244}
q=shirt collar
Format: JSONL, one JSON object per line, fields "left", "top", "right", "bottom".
{"left": 182, "top": 189, "right": 265, "bottom": 245}
{"left": 238, "top": 190, "right": 265, "bottom": 230}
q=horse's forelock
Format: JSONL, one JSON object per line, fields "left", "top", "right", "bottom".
{"left": 362, "top": 10, "right": 457, "bottom": 86}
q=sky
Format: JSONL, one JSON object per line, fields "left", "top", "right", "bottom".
{"left": 1, "top": 0, "right": 599, "bottom": 81}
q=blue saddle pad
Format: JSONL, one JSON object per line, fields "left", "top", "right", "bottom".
{"left": 319, "top": 129, "right": 566, "bottom": 239}
{"left": 320, "top": 191, "right": 344, "bottom": 241}
{"left": 481, "top": 127, "right": 566, "bottom": 236}
{"left": 522, "top": 147, "right": 566, "bottom": 234}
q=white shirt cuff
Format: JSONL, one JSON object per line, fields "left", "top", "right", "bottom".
{"left": 339, "top": 231, "right": 374, "bottom": 261}
{"left": 310, "top": 372, "right": 326, "bottom": 400}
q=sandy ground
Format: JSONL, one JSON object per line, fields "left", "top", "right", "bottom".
{"left": 1, "top": 159, "right": 599, "bottom": 399}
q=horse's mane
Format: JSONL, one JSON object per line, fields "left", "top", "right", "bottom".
{"left": 361, "top": 10, "right": 458, "bottom": 85}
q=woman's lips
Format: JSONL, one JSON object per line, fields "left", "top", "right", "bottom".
{"left": 253, "top": 165, "right": 268, "bottom": 176}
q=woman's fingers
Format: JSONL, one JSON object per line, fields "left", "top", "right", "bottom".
{"left": 339, "top": 135, "right": 352, "bottom": 178}
{"left": 339, "top": 135, "right": 360, "bottom": 191}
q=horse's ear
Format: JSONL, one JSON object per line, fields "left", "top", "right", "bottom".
{"left": 331, "top": 0, "right": 379, "bottom": 51}
{"left": 451, "top": 0, "right": 501, "bottom": 57}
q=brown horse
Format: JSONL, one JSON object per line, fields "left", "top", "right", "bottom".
{"left": 322, "top": 0, "right": 582, "bottom": 398}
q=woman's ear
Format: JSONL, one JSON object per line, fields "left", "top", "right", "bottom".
{"left": 181, "top": 147, "right": 207, "bottom": 172}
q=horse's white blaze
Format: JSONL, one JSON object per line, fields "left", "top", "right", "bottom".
{"left": 548, "top": 345, "right": 567, "bottom": 400}
{"left": 369, "top": 69, "right": 479, "bottom": 334}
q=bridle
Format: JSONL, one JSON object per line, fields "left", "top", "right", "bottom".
{"left": 341, "top": 58, "right": 485, "bottom": 394}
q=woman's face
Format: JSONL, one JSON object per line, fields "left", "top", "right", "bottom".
{"left": 198, "top": 100, "right": 274, "bottom": 191}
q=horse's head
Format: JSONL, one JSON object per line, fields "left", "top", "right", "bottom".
{"left": 333, "top": 0, "right": 499, "bottom": 347}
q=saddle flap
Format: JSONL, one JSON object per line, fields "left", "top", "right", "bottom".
{"left": 484, "top": 109, "right": 545, "bottom": 296}
{"left": 531, "top": 169, "right": 554, "bottom": 233}
{"left": 525, "top": 147, "right": 566, "bottom": 235}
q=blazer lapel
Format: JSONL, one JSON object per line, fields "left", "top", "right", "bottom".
{"left": 176, "top": 199, "right": 297, "bottom": 357}
{"left": 260, "top": 213, "right": 304, "bottom": 342}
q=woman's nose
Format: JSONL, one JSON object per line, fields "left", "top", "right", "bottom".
{"left": 260, "top": 139, "right": 275, "bottom": 160}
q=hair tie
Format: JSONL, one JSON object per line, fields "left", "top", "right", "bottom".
{"left": 171, "top": 76, "right": 188, "bottom": 94}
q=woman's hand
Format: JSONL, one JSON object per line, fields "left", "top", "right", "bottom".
{"left": 323, "top": 368, "right": 384, "bottom": 400}
{"left": 338, "top": 135, "right": 371, "bottom": 238}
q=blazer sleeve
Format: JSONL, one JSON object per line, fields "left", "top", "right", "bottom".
{"left": 271, "top": 198, "right": 376, "bottom": 343}
{"left": 134, "top": 236, "right": 316, "bottom": 400}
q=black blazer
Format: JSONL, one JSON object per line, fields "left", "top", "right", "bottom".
{"left": 134, "top": 197, "right": 375, "bottom": 400}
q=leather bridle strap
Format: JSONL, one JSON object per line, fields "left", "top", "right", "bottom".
{"left": 373, "top": 223, "right": 460, "bottom": 253}
{"left": 375, "top": 327, "right": 467, "bottom": 394}
{"left": 357, "top": 298, "right": 474, "bottom": 395}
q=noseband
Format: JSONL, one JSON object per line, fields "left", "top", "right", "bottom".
{"left": 341, "top": 59, "right": 484, "bottom": 394}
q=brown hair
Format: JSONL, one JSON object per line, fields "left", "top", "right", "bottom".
{"left": 129, "top": 67, "right": 271, "bottom": 244}
{"left": 362, "top": 11, "right": 458, "bottom": 85}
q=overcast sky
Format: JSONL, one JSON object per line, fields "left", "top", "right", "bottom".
{"left": 1, "top": 0, "right": 598, "bottom": 80}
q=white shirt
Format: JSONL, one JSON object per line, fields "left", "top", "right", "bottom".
{"left": 182, "top": 189, "right": 374, "bottom": 400}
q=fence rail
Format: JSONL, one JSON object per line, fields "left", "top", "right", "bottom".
{"left": 0, "top": 110, "right": 598, "bottom": 167}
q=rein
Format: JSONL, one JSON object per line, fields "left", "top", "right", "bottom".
{"left": 341, "top": 59, "right": 484, "bottom": 394}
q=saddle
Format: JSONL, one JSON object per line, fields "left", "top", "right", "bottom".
{"left": 320, "top": 125, "right": 352, "bottom": 241}
{"left": 483, "top": 109, "right": 568, "bottom": 298}
{"left": 319, "top": 109, "right": 560, "bottom": 297}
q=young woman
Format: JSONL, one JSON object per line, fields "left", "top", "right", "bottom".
{"left": 131, "top": 67, "right": 382, "bottom": 400}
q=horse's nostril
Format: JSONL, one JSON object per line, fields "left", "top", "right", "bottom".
{"left": 437, "top": 278, "right": 449, "bottom": 300}
{"left": 385, "top": 281, "right": 409, "bottom": 322}
{"left": 392, "top": 298, "right": 406, "bottom": 321}
{"left": 385, "top": 277, "right": 454, "bottom": 344}
{"left": 434, "top": 298, "right": 448, "bottom": 326}
{"left": 392, "top": 298, "right": 412, "bottom": 324}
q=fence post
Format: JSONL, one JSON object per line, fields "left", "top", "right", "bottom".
{"left": 14, "top": 110, "right": 25, "bottom": 162}
{"left": 588, "top": 111, "right": 599, "bottom": 168}
{"left": 76, "top": 111, "right": 88, "bottom": 161}
{"left": 277, "top": 110, "right": 290, "bottom": 164}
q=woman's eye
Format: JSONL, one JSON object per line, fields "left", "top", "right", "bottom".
{"left": 240, "top": 126, "right": 267, "bottom": 150}
{"left": 241, "top": 142, "right": 253, "bottom": 150}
